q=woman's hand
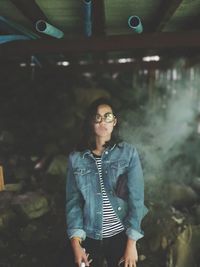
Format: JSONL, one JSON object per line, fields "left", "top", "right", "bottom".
{"left": 119, "top": 239, "right": 138, "bottom": 267}
{"left": 71, "top": 239, "right": 91, "bottom": 267}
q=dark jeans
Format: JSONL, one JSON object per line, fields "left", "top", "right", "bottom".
{"left": 63, "top": 231, "right": 127, "bottom": 267}
{"left": 83, "top": 231, "right": 127, "bottom": 267}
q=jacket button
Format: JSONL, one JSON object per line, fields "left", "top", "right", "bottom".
{"left": 117, "top": 207, "right": 122, "bottom": 211}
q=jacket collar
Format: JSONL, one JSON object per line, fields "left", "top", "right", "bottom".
{"left": 81, "top": 142, "right": 122, "bottom": 159}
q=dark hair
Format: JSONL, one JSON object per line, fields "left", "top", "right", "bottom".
{"left": 76, "top": 97, "right": 121, "bottom": 151}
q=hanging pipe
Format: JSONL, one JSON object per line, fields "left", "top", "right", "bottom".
{"left": 128, "top": 16, "right": 143, "bottom": 33}
{"left": 0, "top": 16, "right": 41, "bottom": 67}
{"left": 83, "top": 0, "right": 92, "bottom": 37}
{"left": 35, "top": 20, "right": 64, "bottom": 39}
{"left": 0, "top": 16, "right": 38, "bottom": 39}
{"left": 0, "top": 34, "right": 30, "bottom": 44}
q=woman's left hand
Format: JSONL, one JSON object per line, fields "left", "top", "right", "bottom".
{"left": 118, "top": 238, "right": 138, "bottom": 267}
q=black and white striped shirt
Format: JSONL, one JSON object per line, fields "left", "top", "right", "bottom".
{"left": 94, "top": 154, "right": 124, "bottom": 238}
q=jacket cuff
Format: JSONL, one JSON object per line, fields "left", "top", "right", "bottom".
{"left": 125, "top": 228, "right": 144, "bottom": 241}
{"left": 67, "top": 229, "right": 86, "bottom": 241}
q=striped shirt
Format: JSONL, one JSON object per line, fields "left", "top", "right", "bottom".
{"left": 94, "top": 154, "right": 124, "bottom": 238}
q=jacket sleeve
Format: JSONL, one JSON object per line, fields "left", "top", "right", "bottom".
{"left": 66, "top": 153, "right": 86, "bottom": 240}
{"left": 125, "top": 146, "right": 148, "bottom": 241}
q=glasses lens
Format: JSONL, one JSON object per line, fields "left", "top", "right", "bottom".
{"left": 94, "top": 114, "right": 102, "bottom": 123}
{"left": 104, "top": 112, "right": 115, "bottom": 122}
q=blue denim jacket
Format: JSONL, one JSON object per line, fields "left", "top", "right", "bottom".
{"left": 66, "top": 141, "right": 148, "bottom": 241}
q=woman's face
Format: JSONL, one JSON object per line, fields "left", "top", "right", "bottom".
{"left": 93, "top": 104, "right": 117, "bottom": 139}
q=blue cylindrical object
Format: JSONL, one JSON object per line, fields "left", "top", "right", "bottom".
{"left": 128, "top": 16, "right": 143, "bottom": 34}
{"left": 35, "top": 20, "right": 64, "bottom": 39}
{"left": 0, "top": 16, "right": 39, "bottom": 39}
{"left": 0, "top": 34, "right": 30, "bottom": 44}
{"left": 83, "top": 0, "right": 92, "bottom": 37}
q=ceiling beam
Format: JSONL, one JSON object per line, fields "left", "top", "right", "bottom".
{"left": 183, "top": 14, "right": 200, "bottom": 31}
{"left": 0, "top": 60, "right": 172, "bottom": 73}
{"left": 1, "top": 32, "right": 200, "bottom": 58}
{"left": 54, "top": 61, "right": 171, "bottom": 72}
{"left": 93, "top": 0, "right": 105, "bottom": 36}
{"left": 148, "top": 0, "right": 184, "bottom": 32}
{"left": 10, "top": 0, "right": 48, "bottom": 24}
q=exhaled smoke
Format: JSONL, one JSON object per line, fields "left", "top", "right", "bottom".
{"left": 120, "top": 62, "right": 199, "bottom": 181}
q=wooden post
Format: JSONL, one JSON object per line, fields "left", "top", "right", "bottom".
{"left": 0, "top": 166, "right": 5, "bottom": 191}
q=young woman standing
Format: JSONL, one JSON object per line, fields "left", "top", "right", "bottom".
{"left": 66, "top": 98, "right": 147, "bottom": 267}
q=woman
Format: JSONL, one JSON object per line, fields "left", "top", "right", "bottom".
{"left": 66, "top": 98, "right": 147, "bottom": 267}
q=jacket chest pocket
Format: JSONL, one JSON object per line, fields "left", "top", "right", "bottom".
{"left": 74, "top": 168, "right": 92, "bottom": 191}
{"left": 110, "top": 160, "right": 129, "bottom": 182}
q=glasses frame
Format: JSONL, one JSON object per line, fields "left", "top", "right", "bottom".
{"left": 93, "top": 112, "right": 116, "bottom": 124}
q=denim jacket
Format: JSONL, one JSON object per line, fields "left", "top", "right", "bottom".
{"left": 66, "top": 141, "right": 148, "bottom": 241}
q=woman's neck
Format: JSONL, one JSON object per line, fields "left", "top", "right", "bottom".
{"left": 92, "top": 137, "right": 109, "bottom": 155}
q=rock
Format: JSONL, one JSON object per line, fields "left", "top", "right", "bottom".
{"left": 149, "top": 234, "right": 161, "bottom": 252}
{"left": 12, "top": 191, "right": 50, "bottom": 220}
{"left": 0, "top": 191, "right": 16, "bottom": 230}
{"left": 143, "top": 205, "right": 185, "bottom": 254}
{"left": 47, "top": 155, "right": 67, "bottom": 177}
{"left": 191, "top": 177, "right": 200, "bottom": 193}
{"left": 13, "top": 167, "right": 29, "bottom": 181}
{"left": 161, "top": 236, "right": 168, "bottom": 250}
{"left": 165, "top": 183, "right": 198, "bottom": 208}
{"left": 193, "top": 205, "right": 200, "bottom": 223}
{"left": 19, "top": 223, "right": 48, "bottom": 242}
{"left": 0, "top": 209, "right": 16, "bottom": 230}
{"left": 20, "top": 223, "right": 38, "bottom": 241}
{"left": 167, "top": 225, "right": 200, "bottom": 267}
{"left": 4, "top": 183, "right": 23, "bottom": 192}
{"left": 0, "top": 191, "right": 14, "bottom": 209}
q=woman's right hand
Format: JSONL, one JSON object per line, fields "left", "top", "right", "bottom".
{"left": 71, "top": 239, "right": 91, "bottom": 267}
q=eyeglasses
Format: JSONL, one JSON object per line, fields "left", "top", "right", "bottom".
{"left": 94, "top": 112, "right": 115, "bottom": 123}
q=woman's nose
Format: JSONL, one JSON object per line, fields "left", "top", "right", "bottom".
{"left": 99, "top": 120, "right": 106, "bottom": 125}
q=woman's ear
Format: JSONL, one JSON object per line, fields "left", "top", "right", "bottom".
{"left": 113, "top": 118, "right": 117, "bottom": 126}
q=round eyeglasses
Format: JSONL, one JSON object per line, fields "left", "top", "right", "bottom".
{"left": 94, "top": 112, "right": 115, "bottom": 123}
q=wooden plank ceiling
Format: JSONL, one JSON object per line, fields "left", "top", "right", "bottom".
{"left": 1, "top": 0, "right": 200, "bottom": 68}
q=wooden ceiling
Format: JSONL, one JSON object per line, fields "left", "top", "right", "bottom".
{"left": 1, "top": 0, "right": 200, "bottom": 67}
